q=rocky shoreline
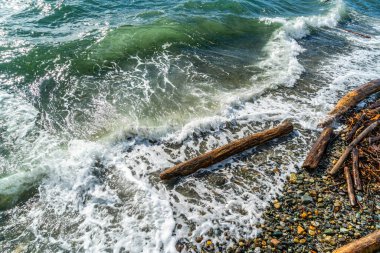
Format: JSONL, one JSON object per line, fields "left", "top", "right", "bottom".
{"left": 179, "top": 137, "right": 380, "bottom": 253}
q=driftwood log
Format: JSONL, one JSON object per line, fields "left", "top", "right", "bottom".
{"left": 329, "top": 120, "right": 380, "bottom": 175}
{"left": 344, "top": 166, "right": 356, "bottom": 206}
{"left": 302, "top": 127, "right": 333, "bottom": 170}
{"left": 160, "top": 121, "right": 294, "bottom": 180}
{"left": 333, "top": 230, "right": 380, "bottom": 253}
{"left": 319, "top": 79, "right": 380, "bottom": 127}
{"left": 351, "top": 148, "right": 362, "bottom": 191}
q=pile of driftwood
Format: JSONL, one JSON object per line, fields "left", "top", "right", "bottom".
{"left": 303, "top": 79, "right": 380, "bottom": 205}
{"left": 302, "top": 79, "right": 380, "bottom": 253}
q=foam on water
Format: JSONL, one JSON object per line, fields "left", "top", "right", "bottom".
{"left": 1, "top": 0, "right": 380, "bottom": 252}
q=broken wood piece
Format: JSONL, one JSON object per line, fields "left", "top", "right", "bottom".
{"left": 351, "top": 148, "right": 362, "bottom": 191}
{"left": 329, "top": 120, "right": 380, "bottom": 175}
{"left": 368, "top": 135, "right": 380, "bottom": 145}
{"left": 333, "top": 230, "right": 380, "bottom": 253}
{"left": 346, "top": 114, "right": 367, "bottom": 142}
{"left": 344, "top": 166, "right": 356, "bottom": 206}
{"left": 302, "top": 127, "right": 333, "bottom": 170}
{"left": 368, "top": 99, "right": 380, "bottom": 109}
{"left": 159, "top": 120, "right": 294, "bottom": 180}
{"left": 319, "top": 79, "right": 380, "bottom": 127}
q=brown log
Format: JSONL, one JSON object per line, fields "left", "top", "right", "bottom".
{"left": 159, "top": 121, "right": 294, "bottom": 180}
{"left": 333, "top": 230, "right": 380, "bottom": 253}
{"left": 344, "top": 166, "right": 356, "bottom": 206}
{"left": 351, "top": 148, "right": 362, "bottom": 191}
{"left": 302, "top": 127, "right": 333, "bottom": 170}
{"left": 329, "top": 120, "right": 380, "bottom": 175}
{"left": 319, "top": 79, "right": 380, "bottom": 127}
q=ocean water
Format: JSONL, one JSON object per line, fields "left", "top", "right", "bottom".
{"left": 0, "top": 0, "right": 379, "bottom": 252}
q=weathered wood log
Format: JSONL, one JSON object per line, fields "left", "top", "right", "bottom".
{"left": 344, "top": 166, "right": 356, "bottom": 206}
{"left": 159, "top": 121, "right": 294, "bottom": 180}
{"left": 319, "top": 79, "right": 380, "bottom": 127}
{"left": 333, "top": 230, "right": 380, "bottom": 253}
{"left": 351, "top": 148, "right": 362, "bottom": 191}
{"left": 302, "top": 127, "right": 333, "bottom": 170}
{"left": 329, "top": 120, "right": 380, "bottom": 175}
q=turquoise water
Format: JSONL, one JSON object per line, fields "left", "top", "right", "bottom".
{"left": 0, "top": 0, "right": 379, "bottom": 252}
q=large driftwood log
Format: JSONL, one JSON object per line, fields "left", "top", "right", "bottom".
{"left": 302, "top": 127, "right": 333, "bottom": 170}
{"left": 352, "top": 148, "right": 362, "bottom": 191}
{"left": 344, "top": 166, "right": 356, "bottom": 206}
{"left": 333, "top": 230, "right": 380, "bottom": 253}
{"left": 329, "top": 120, "right": 380, "bottom": 175}
{"left": 160, "top": 121, "right": 294, "bottom": 180}
{"left": 319, "top": 79, "right": 380, "bottom": 127}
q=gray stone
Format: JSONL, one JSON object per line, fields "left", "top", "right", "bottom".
{"left": 301, "top": 194, "right": 313, "bottom": 204}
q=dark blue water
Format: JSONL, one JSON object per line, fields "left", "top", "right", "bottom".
{"left": 0, "top": 0, "right": 379, "bottom": 252}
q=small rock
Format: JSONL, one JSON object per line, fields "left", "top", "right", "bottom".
{"left": 273, "top": 231, "right": 283, "bottom": 237}
{"left": 300, "top": 212, "right": 308, "bottom": 219}
{"left": 297, "top": 226, "right": 305, "bottom": 235}
{"left": 301, "top": 194, "right": 313, "bottom": 204}
{"left": 270, "top": 238, "right": 280, "bottom": 247}
{"left": 289, "top": 173, "right": 297, "bottom": 184}
{"left": 299, "top": 238, "right": 306, "bottom": 244}
{"left": 274, "top": 202, "right": 281, "bottom": 209}
{"left": 195, "top": 236, "right": 203, "bottom": 243}
{"left": 309, "top": 230, "right": 316, "bottom": 236}
{"left": 324, "top": 229, "right": 334, "bottom": 235}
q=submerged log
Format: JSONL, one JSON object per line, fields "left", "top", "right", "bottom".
{"left": 302, "top": 127, "right": 333, "bottom": 170}
{"left": 160, "top": 121, "right": 294, "bottom": 180}
{"left": 352, "top": 148, "right": 362, "bottom": 191}
{"left": 344, "top": 166, "right": 356, "bottom": 206}
{"left": 333, "top": 230, "right": 380, "bottom": 253}
{"left": 319, "top": 79, "right": 380, "bottom": 127}
{"left": 329, "top": 120, "right": 380, "bottom": 175}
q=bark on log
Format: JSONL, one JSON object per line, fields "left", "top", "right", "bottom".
{"left": 329, "top": 120, "right": 380, "bottom": 175}
{"left": 344, "top": 166, "right": 356, "bottom": 206}
{"left": 160, "top": 121, "right": 294, "bottom": 180}
{"left": 333, "top": 230, "right": 380, "bottom": 253}
{"left": 352, "top": 148, "right": 362, "bottom": 191}
{"left": 302, "top": 127, "right": 333, "bottom": 170}
{"left": 319, "top": 79, "right": 380, "bottom": 127}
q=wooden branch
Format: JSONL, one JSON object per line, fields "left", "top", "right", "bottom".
{"left": 159, "top": 121, "right": 294, "bottom": 180}
{"left": 333, "top": 230, "right": 380, "bottom": 253}
{"left": 352, "top": 148, "right": 362, "bottom": 191}
{"left": 368, "top": 135, "right": 380, "bottom": 145}
{"left": 329, "top": 120, "right": 380, "bottom": 175}
{"left": 346, "top": 114, "right": 367, "bottom": 142}
{"left": 319, "top": 79, "right": 380, "bottom": 127}
{"left": 302, "top": 127, "right": 333, "bottom": 170}
{"left": 344, "top": 166, "right": 356, "bottom": 206}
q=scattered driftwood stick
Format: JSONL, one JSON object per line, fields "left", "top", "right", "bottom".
{"left": 329, "top": 120, "right": 380, "bottom": 175}
{"left": 346, "top": 114, "right": 367, "bottom": 142}
{"left": 368, "top": 99, "right": 380, "bottom": 109}
{"left": 302, "top": 127, "right": 333, "bottom": 170}
{"left": 344, "top": 166, "right": 356, "bottom": 206}
{"left": 341, "top": 28, "right": 372, "bottom": 39}
{"left": 352, "top": 148, "right": 362, "bottom": 191}
{"left": 333, "top": 230, "right": 380, "bottom": 253}
{"left": 368, "top": 135, "right": 380, "bottom": 145}
{"left": 319, "top": 79, "right": 380, "bottom": 127}
{"left": 159, "top": 121, "right": 294, "bottom": 180}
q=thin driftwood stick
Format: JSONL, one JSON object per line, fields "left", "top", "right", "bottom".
{"left": 160, "top": 121, "right": 294, "bottom": 180}
{"left": 302, "top": 127, "right": 333, "bottom": 170}
{"left": 329, "top": 120, "right": 380, "bottom": 175}
{"left": 333, "top": 230, "right": 380, "bottom": 253}
{"left": 368, "top": 135, "right": 380, "bottom": 145}
{"left": 319, "top": 79, "right": 380, "bottom": 127}
{"left": 344, "top": 166, "right": 356, "bottom": 206}
{"left": 346, "top": 114, "right": 367, "bottom": 142}
{"left": 352, "top": 148, "right": 362, "bottom": 191}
